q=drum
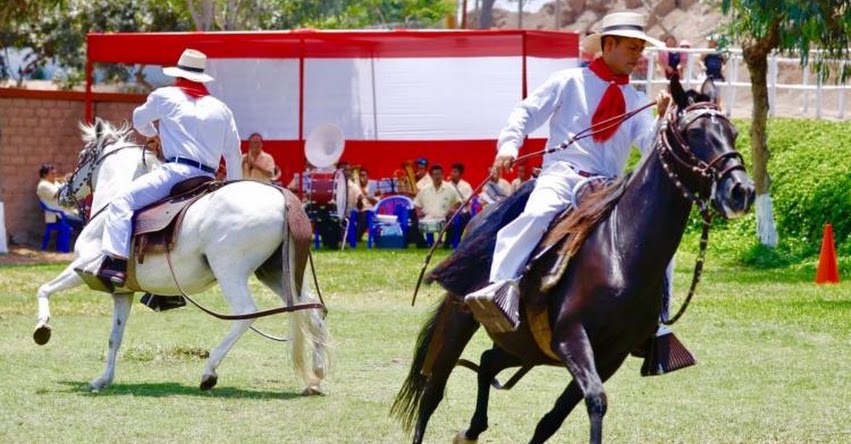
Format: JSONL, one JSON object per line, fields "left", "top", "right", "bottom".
{"left": 304, "top": 169, "right": 348, "bottom": 219}
{"left": 419, "top": 218, "right": 445, "bottom": 234}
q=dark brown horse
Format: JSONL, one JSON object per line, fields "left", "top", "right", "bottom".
{"left": 392, "top": 76, "right": 755, "bottom": 444}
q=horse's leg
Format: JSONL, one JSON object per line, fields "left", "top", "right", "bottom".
{"left": 460, "top": 346, "right": 524, "bottom": 442}
{"left": 291, "top": 306, "right": 330, "bottom": 395}
{"left": 199, "top": 273, "right": 257, "bottom": 391}
{"left": 254, "top": 265, "right": 330, "bottom": 395}
{"left": 90, "top": 292, "right": 133, "bottom": 390}
{"left": 34, "top": 264, "right": 85, "bottom": 345}
{"left": 528, "top": 356, "right": 626, "bottom": 444}
{"left": 551, "top": 321, "right": 607, "bottom": 444}
{"left": 414, "top": 306, "right": 479, "bottom": 444}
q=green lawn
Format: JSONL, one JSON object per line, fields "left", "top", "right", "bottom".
{"left": 0, "top": 245, "right": 848, "bottom": 443}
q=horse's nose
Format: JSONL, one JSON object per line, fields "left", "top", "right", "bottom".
{"left": 730, "top": 179, "right": 755, "bottom": 213}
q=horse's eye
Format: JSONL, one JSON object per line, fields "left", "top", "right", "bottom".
{"left": 687, "top": 127, "right": 704, "bottom": 139}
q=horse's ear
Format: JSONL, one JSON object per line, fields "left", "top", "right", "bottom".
{"left": 94, "top": 118, "right": 104, "bottom": 140}
{"left": 668, "top": 73, "right": 689, "bottom": 109}
{"left": 701, "top": 77, "right": 719, "bottom": 104}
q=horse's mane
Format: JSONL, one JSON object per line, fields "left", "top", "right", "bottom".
{"left": 78, "top": 120, "right": 134, "bottom": 145}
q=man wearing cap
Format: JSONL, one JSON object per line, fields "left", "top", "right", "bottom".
{"left": 414, "top": 158, "right": 430, "bottom": 191}
{"left": 97, "top": 48, "right": 242, "bottom": 286}
{"left": 465, "top": 11, "right": 691, "bottom": 373}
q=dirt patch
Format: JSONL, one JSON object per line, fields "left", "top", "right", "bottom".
{"left": 0, "top": 245, "right": 74, "bottom": 266}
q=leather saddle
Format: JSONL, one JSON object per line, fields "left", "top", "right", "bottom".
{"left": 131, "top": 176, "right": 221, "bottom": 265}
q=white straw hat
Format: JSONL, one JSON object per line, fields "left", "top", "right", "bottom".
{"left": 581, "top": 12, "right": 665, "bottom": 54}
{"left": 163, "top": 49, "right": 214, "bottom": 83}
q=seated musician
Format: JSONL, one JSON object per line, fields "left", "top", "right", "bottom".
{"left": 241, "top": 132, "right": 277, "bottom": 183}
{"left": 414, "top": 157, "right": 430, "bottom": 191}
{"left": 97, "top": 48, "right": 242, "bottom": 287}
{"left": 353, "top": 167, "right": 378, "bottom": 239}
{"left": 36, "top": 163, "right": 85, "bottom": 233}
{"left": 445, "top": 163, "right": 474, "bottom": 248}
{"left": 413, "top": 164, "right": 461, "bottom": 246}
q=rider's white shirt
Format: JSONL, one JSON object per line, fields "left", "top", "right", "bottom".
{"left": 133, "top": 86, "right": 241, "bottom": 180}
{"left": 496, "top": 67, "right": 656, "bottom": 177}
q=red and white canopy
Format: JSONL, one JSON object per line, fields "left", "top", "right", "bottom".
{"left": 87, "top": 30, "right": 579, "bottom": 184}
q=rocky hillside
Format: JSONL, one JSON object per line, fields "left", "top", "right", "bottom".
{"left": 486, "top": 0, "right": 726, "bottom": 50}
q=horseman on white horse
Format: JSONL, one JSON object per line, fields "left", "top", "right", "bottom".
{"left": 34, "top": 48, "right": 330, "bottom": 394}
{"left": 97, "top": 48, "right": 241, "bottom": 287}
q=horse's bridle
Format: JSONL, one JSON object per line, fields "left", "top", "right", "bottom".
{"left": 657, "top": 102, "right": 747, "bottom": 221}
{"left": 62, "top": 138, "right": 148, "bottom": 220}
{"left": 656, "top": 101, "right": 748, "bottom": 326}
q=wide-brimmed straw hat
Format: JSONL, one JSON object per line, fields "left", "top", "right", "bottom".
{"left": 163, "top": 49, "right": 214, "bottom": 83}
{"left": 581, "top": 12, "right": 665, "bottom": 54}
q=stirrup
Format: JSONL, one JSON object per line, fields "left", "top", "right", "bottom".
{"left": 464, "top": 280, "right": 521, "bottom": 333}
{"left": 640, "top": 330, "right": 697, "bottom": 376}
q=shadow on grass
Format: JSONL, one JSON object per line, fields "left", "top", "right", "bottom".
{"left": 55, "top": 380, "right": 306, "bottom": 400}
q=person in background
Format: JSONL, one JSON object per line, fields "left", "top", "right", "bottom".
{"left": 414, "top": 164, "right": 460, "bottom": 223}
{"left": 510, "top": 163, "right": 532, "bottom": 193}
{"left": 241, "top": 132, "right": 277, "bottom": 183}
{"left": 445, "top": 163, "right": 474, "bottom": 247}
{"left": 657, "top": 34, "right": 682, "bottom": 79}
{"left": 632, "top": 52, "right": 650, "bottom": 93}
{"left": 701, "top": 35, "right": 726, "bottom": 81}
{"left": 478, "top": 167, "right": 513, "bottom": 206}
{"left": 36, "top": 163, "right": 85, "bottom": 233}
{"left": 414, "top": 157, "right": 430, "bottom": 191}
{"left": 353, "top": 167, "right": 378, "bottom": 239}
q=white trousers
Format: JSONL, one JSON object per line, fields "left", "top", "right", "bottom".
{"left": 102, "top": 163, "right": 212, "bottom": 259}
{"left": 490, "top": 162, "right": 587, "bottom": 282}
{"left": 489, "top": 161, "right": 674, "bottom": 295}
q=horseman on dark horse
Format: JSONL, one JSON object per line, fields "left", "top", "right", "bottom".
{"left": 393, "top": 11, "right": 756, "bottom": 444}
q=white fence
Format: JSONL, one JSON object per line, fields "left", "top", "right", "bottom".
{"left": 637, "top": 47, "right": 849, "bottom": 120}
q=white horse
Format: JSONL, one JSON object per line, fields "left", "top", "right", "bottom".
{"left": 34, "top": 119, "right": 330, "bottom": 394}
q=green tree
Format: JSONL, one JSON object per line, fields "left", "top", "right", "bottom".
{"left": 720, "top": 0, "right": 851, "bottom": 247}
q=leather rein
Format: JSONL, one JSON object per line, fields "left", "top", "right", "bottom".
{"left": 657, "top": 101, "right": 745, "bottom": 325}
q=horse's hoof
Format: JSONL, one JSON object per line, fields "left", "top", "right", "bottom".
{"left": 200, "top": 374, "right": 218, "bottom": 391}
{"left": 301, "top": 386, "right": 323, "bottom": 396}
{"left": 33, "top": 324, "right": 52, "bottom": 345}
{"left": 453, "top": 430, "right": 477, "bottom": 444}
{"left": 89, "top": 378, "right": 109, "bottom": 391}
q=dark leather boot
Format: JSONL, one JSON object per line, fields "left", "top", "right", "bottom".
{"left": 97, "top": 256, "right": 128, "bottom": 287}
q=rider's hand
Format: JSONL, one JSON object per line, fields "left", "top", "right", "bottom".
{"left": 492, "top": 155, "right": 514, "bottom": 175}
{"left": 656, "top": 91, "right": 672, "bottom": 117}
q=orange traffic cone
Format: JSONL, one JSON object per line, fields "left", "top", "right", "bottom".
{"left": 815, "top": 224, "right": 840, "bottom": 284}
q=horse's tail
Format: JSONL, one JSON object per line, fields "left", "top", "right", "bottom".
{"left": 391, "top": 297, "right": 447, "bottom": 432}
{"left": 280, "top": 189, "right": 331, "bottom": 391}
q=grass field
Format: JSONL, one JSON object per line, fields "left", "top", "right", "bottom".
{"left": 0, "top": 243, "right": 848, "bottom": 443}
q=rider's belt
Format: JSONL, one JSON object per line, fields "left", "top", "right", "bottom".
{"left": 568, "top": 164, "right": 595, "bottom": 178}
{"left": 167, "top": 157, "right": 216, "bottom": 174}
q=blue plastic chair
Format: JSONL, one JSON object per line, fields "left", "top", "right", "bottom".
{"left": 39, "top": 201, "right": 72, "bottom": 253}
{"left": 367, "top": 195, "right": 414, "bottom": 249}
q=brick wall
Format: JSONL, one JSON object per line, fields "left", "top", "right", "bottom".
{"left": 0, "top": 89, "right": 143, "bottom": 246}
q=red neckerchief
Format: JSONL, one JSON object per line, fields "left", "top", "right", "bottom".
{"left": 175, "top": 77, "right": 210, "bottom": 98}
{"left": 588, "top": 57, "right": 629, "bottom": 142}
